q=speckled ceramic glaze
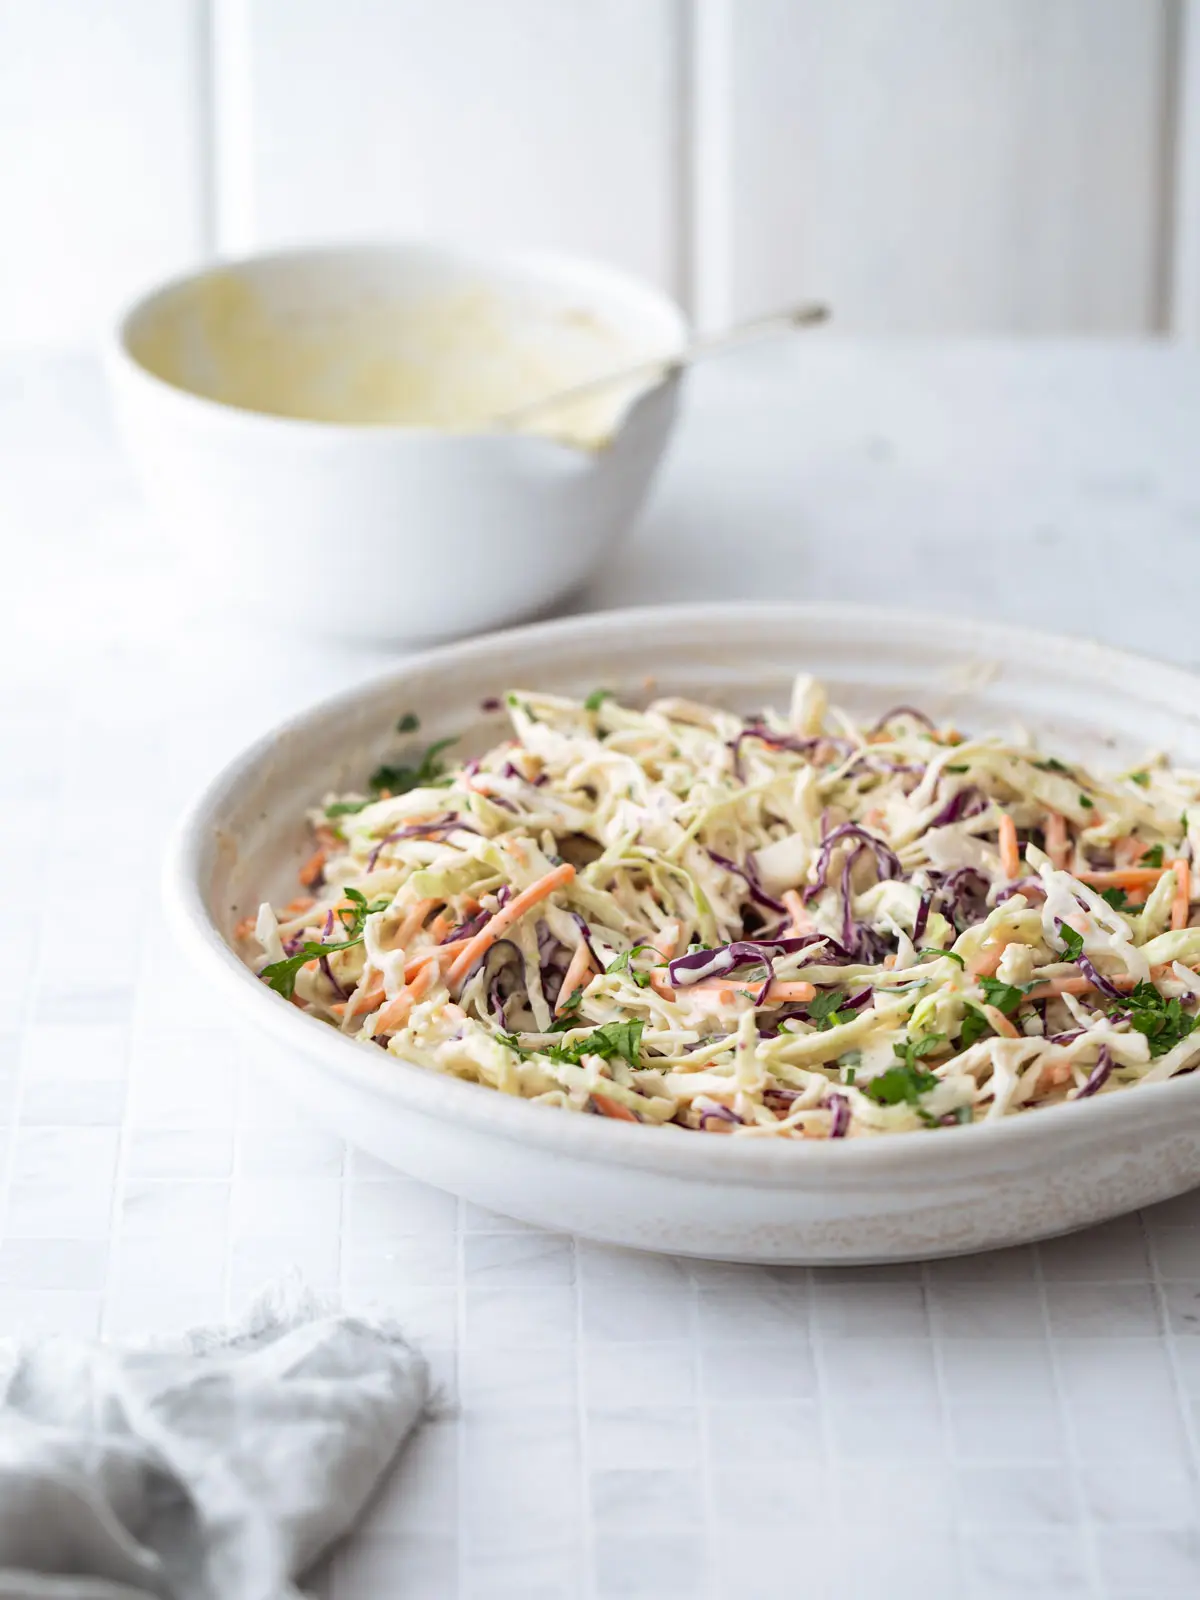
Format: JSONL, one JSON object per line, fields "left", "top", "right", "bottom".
{"left": 165, "top": 604, "right": 1200, "bottom": 1262}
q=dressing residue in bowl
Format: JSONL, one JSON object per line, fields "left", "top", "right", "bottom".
{"left": 127, "top": 270, "right": 660, "bottom": 450}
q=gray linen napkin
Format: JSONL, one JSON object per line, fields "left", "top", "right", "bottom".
{"left": 0, "top": 1283, "right": 430, "bottom": 1600}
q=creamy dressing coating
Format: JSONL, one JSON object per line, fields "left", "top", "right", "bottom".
{"left": 242, "top": 681, "right": 1200, "bottom": 1138}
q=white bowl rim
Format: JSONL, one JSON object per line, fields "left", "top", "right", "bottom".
{"left": 108, "top": 237, "right": 690, "bottom": 444}
{"left": 163, "top": 600, "right": 1200, "bottom": 1187}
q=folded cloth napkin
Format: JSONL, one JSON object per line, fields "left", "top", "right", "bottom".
{"left": 0, "top": 1283, "right": 429, "bottom": 1600}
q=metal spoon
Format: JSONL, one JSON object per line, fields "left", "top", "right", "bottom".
{"left": 491, "top": 300, "right": 830, "bottom": 430}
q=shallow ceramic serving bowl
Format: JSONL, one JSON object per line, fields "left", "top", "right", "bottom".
{"left": 107, "top": 242, "right": 686, "bottom": 643}
{"left": 165, "top": 603, "right": 1200, "bottom": 1262}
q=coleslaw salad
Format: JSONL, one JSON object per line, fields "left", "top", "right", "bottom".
{"left": 240, "top": 679, "right": 1200, "bottom": 1139}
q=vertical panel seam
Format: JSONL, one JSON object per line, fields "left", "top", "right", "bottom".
{"left": 1164, "top": 0, "right": 1200, "bottom": 338}
{"left": 196, "top": 0, "right": 217, "bottom": 256}
{"left": 209, "top": 0, "right": 255, "bottom": 254}
{"left": 683, "top": 0, "right": 733, "bottom": 330}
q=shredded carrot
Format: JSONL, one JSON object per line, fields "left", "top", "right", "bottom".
{"left": 997, "top": 813, "right": 1020, "bottom": 880}
{"left": 1045, "top": 812, "right": 1069, "bottom": 871}
{"left": 652, "top": 919, "right": 682, "bottom": 960}
{"left": 1026, "top": 967, "right": 1171, "bottom": 1002}
{"left": 374, "top": 961, "right": 436, "bottom": 1033}
{"left": 647, "top": 971, "right": 815, "bottom": 1004}
{"left": 1114, "top": 836, "right": 1144, "bottom": 868}
{"left": 314, "top": 825, "right": 339, "bottom": 851}
{"left": 234, "top": 915, "right": 256, "bottom": 941}
{"left": 332, "top": 970, "right": 385, "bottom": 1018}
{"left": 762, "top": 980, "right": 819, "bottom": 1002}
{"left": 978, "top": 1003, "right": 1020, "bottom": 1039}
{"left": 395, "top": 898, "right": 437, "bottom": 946}
{"left": 447, "top": 864, "right": 577, "bottom": 989}
{"left": 427, "top": 909, "right": 454, "bottom": 943}
{"left": 1172, "top": 859, "right": 1191, "bottom": 931}
{"left": 783, "top": 890, "right": 814, "bottom": 936}
{"left": 402, "top": 939, "right": 468, "bottom": 983}
{"left": 556, "top": 940, "right": 594, "bottom": 1014}
{"left": 298, "top": 848, "right": 326, "bottom": 887}
{"left": 592, "top": 1092, "right": 639, "bottom": 1122}
{"left": 968, "top": 942, "right": 1006, "bottom": 979}
{"left": 1077, "top": 868, "right": 1169, "bottom": 889}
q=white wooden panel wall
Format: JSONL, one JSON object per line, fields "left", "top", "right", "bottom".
{"left": 0, "top": 0, "right": 1196, "bottom": 347}
{"left": 719, "top": 0, "right": 1171, "bottom": 333}
{"left": 215, "top": 0, "right": 685, "bottom": 296}
{"left": 0, "top": 0, "right": 206, "bottom": 346}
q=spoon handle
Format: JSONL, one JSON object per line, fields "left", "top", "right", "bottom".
{"left": 492, "top": 300, "right": 830, "bottom": 429}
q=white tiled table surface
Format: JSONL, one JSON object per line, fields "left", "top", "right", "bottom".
{"left": 5, "top": 341, "right": 1200, "bottom": 1599}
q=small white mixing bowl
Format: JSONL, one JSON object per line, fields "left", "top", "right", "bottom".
{"left": 107, "top": 243, "right": 686, "bottom": 642}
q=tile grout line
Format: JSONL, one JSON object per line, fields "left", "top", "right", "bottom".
{"left": 573, "top": 1235, "right": 596, "bottom": 1600}
{"left": 1139, "top": 1207, "right": 1200, "bottom": 1515}
{"left": 681, "top": 0, "right": 733, "bottom": 331}
{"left": 1030, "top": 1240, "right": 1104, "bottom": 1599}
{"left": 454, "top": 1194, "right": 467, "bottom": 1600}
{"left": 687, "top": 1264, "right": 716, "bottom": 1600}
{"left": 922, "top": 1260, "right": 968, "bottom": 1594}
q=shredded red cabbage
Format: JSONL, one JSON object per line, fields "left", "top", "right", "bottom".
{"left": 912, "top": 891, "right": 932, "bottom": 945}
{"left": 699, "top": 1102, "right": 742, "bottom": 1128}
{"left": 827, "top": 1093, "right": 851, "bottom": 1137}
{"left": 706, "top": 850, "right": 787, "bottom": 916}
{"left": 1076, "top": 954, "right": 1125, "bottom": 1001}
{"left": 994, "top": 878, "right": 1047, "bottom": 904}
{"left": 929, "top": 786, "right": 988, "bottom": 829}
{"left": 667, "top": 935, "right": 826, "bottom": 988}
{"left": 805, "top": 823, "right": 902, "bottom": 904}
{"left": 569, "top": 911, "right": 602, "bottom": 971}
{"left": 367, "top": 814, "right": 477, "bottom": 870}
{"left": 869, "top": 704, "right": 938, "bottom": 735}
{"left": 1075, "top": 1044, "right": 1112, "bottom": 1099}
{"left": 728, "top": 724, "right": 852, "bottom": 781}
{"left": 318, "top": 954, "right": 347, "bottom": 1001}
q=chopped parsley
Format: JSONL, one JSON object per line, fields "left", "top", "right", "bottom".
{"left": 1109, "top": 983, "right": 1197, "bottom": 1057}
{"left": 808, "top": 990, "right": 853, "bottom": 1030}
{"left": 325, "top": 724, "right": 459, "bottom": 817}
{"left": 584, "top": 689, "right": 613, "bottom": 712}
{"left": 1142, "top": 843, "right": 1165, "bottom": 868}
{"left": 918, "top": 947, "right": 965, "bottom": 968}
{"left": 978, "top": 976, "right": 1033, "bottom": 1015}
{"left": 865, "top": 1036, "right": 943, "bottom": 1104}
{"left": 259, "top": 887, "right": 390, "bottom": 1000}
{"left": 944, "top": 764, "right": 969, "bottom": 774}
{"left": 605, "top": 946, "right": 656, "bottom": 988}
{"left": 548, "top": 988, "right": 585, "bottom": 1029}
{"left": 1035, "top": 757, "right": 1071, "bottom": 774}
{"left": 959, "top": 1006, "right": 990, "bottom": 1049}
{"left": 1056, "top": 925, "right": 1084, "bottom": 963}
{"left": 369, "top": 735, "right": 458, "bottom": 797}
{"left": 1078, "top": 793, "right": 1094, "bottom": 810}
{"left": 548, "top": 1019, "right": 644, "bottom": 1066}
{"left": 1100, "top": 887, "right": 1130, "bottom": 911}
{"left": 1129, "top": 771, "right": 1150, "bottom": 788}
